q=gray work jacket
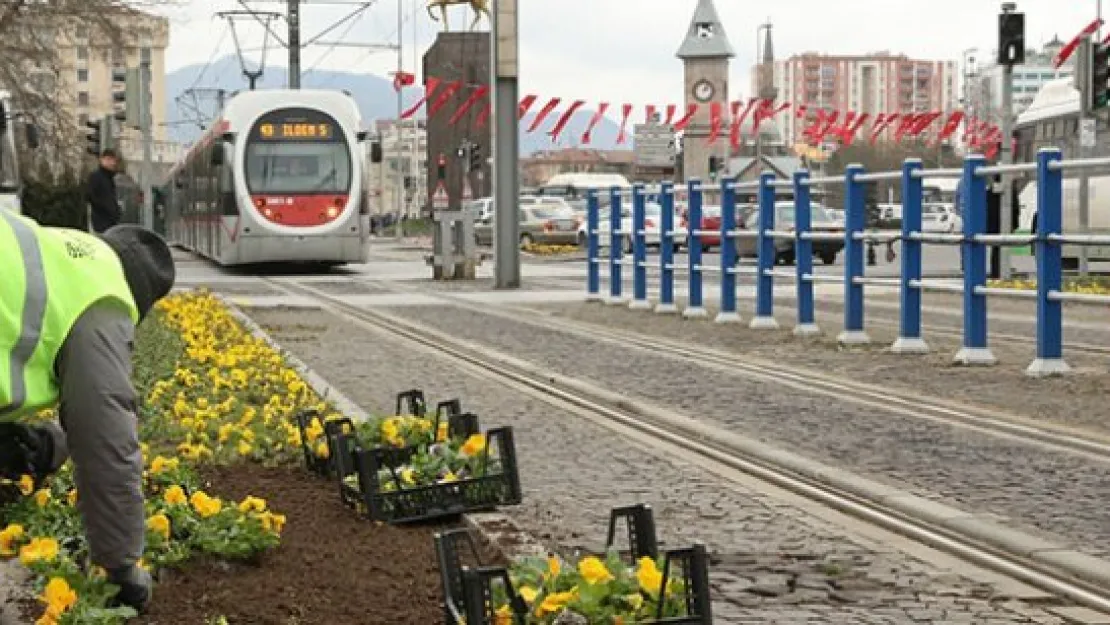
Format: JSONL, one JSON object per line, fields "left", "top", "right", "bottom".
{"left": 41, "top": 301, "right": 144, "bottom": 572}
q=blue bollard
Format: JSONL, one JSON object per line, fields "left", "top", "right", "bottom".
{"left": 1027, "top": 148, "right": 1070, "bottom": 376}
{"left": 892, "top": 159, "right": 929, "bottom": 354}
{"left": 656, "top": 181, "right": 678, "bottom": 314}
{"left": 630, "top": 183, "right": 651, "bottom": 310}
{"left": 839, "top": 164, "right": 870, "bottom": 345}
{"left": 608, "top": 186, "right": 625, "bottom": 304}
{"left": 585, "top": 190, "right": 602, "bottom": 302}
{"left": 954, "top": 156, "right": 996, "bottom": 365}
{"left": 716, "top": 179, "right": 742, "bottom": 323}
{"left": 793, "top": 170, "right": 819, "bottom": 336}
{"left": 751, "top": 172, "right": 779, "bottom": 329}
{"left": 684, "top": 179, "right": 708, "bottom": 318}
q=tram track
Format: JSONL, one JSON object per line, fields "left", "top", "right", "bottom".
{"left": 260, "top": 275, "right": 1110, "bottom": 616}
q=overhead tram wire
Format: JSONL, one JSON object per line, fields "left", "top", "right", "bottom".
{"left": 302, "top": 4, "right": 373, "bottom": 77}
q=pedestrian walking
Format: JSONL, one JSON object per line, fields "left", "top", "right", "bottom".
{"left": 85, "top": 149, "right": 122, "bottom": 233}
{"left": 0, "top": 210, "right": 175, "bottom": 613}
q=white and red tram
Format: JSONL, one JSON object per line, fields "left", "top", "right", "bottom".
{"left": 161, "top": 89, "right": 370, "bottom": 266}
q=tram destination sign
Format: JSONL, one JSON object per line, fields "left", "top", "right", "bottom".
{"left": 257, "top": 122, "right": 335, "bottom": 141}
{"left": 633, "top": 123, "right": 676, "bottom": 168}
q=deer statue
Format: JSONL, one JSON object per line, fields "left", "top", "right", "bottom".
{"left": 426, "top": 0, "right": 491, "bottom": 32}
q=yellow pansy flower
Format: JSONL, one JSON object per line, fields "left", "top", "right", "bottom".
{"left": 577, "top": 556, "right": 614, "bottom": 585}
{"left": 164, "top": 485, "right": 187, "bottom": 506}
{"left": 146, "top": 514, "right": 171, "bottom": 541}
{"left": 19, "top": 537, "right": 59, "bottom": 565}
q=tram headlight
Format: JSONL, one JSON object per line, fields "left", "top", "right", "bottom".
{"left": 325, "top": 206, "right": 339, "bottom": 219}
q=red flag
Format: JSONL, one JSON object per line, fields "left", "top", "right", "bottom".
{"left": 732, "top": 98, "right": 757, "bottom": 144}
{"left": 645, "top": 104, "right": 657, "bottom": 124}
{"left": 708, "top": 102, "right": 723, "bottom": 144}
{"left": 893, "top": 113, "right": 920, "bottom": 141}
{"left": 526, "top": 97, "right": 561, "bottom": 133}
{"left": 448, "top": 85, "right": 489, "bottom": 126}
{"left": 518, "top": 94, "right": 538, "bottom": 120}
{"left": 392, "top": 71, "right": 415, "bottom": 92}
{"left": 673, "top": 104, "right": 698, "bottom": 132}
{"left": 752, "top": 100, "right": 790, "bottom": 135}
{"left": 839, "top": 112, "right": 870, "bottom": 145}
{"left": 549, "top": 100, "right": 586, "bottom": 141}
{"left": 616, "top": 104, "right": 633, "bottom": 144}
{"left": 801, "top": 109, "right": 828, "bottom": 143}
{"left": 934, "top": 111, "right": 965, "bottom": 145}
{"left": 908, "top": 111, "right": 943, "bottom": 137}
{"left": 581, "top": 102, "right": 610, "bottom": 145}
{"left": 476, "top": 103, "right": 491, "bottom": 130}
{"left": 794, "top": 104, "right": 808, "bottom": 119}
{"left": 664, "top": 104, "right": 677, "bottom": 126}
{"left": 1054, "top": 18, "right": 1103, "bottom": 68}
{"left": 869, "top": 113, "right": 898, "bottom": 144}
{"left": 399, "top": 77, "right": 441, "bottom": 119}
{"left": 426, "top": 80, "right": 463, "bottom": 117}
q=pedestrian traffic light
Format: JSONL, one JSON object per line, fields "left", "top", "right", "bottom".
{"left": 437, "top": 154, "right": 446, "bottom": 181}
{"left": 708, "top": 156, "right": 719, "bottom": 181}
{"left": 1093, "top": 43, "right": 1110, "bottom": 110}
{"left": 469, "top": 143, "right": 482, "bottom": 172}
{"left": 997, "top": 9, "right": 1025, "bottom": 66}
{"left": 369, "top": 140, "right": 382, "bottom": 163}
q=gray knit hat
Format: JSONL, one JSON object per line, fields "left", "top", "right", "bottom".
{"left": 99, "top": 225, "right": 176, "bottom": 320}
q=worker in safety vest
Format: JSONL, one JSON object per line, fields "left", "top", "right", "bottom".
{"left": 0, "top": 210, "right": 175, "bottom": 613}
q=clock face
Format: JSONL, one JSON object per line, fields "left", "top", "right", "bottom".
{"left": 693, "top": 79, "right": 715, "bottom": 103}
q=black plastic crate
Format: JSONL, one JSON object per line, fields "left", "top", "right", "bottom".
{"left": 435, "top": 504, "right": 712, "bottom": 625}
{"left": 296, "top": 390, "right": 477, "bottom": 479}
{"left": 331, "top": 426, "right": 522, "bottom": 523}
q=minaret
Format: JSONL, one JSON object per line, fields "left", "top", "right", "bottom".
{"left": 756, "top": 21, "right": 777, "bottom": 161}
{"left": 676, "top": 0, "right": 735, "bottom": 186}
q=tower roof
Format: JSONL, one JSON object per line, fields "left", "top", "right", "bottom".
{"left": 675, "top": 0, "right": 735, "bottom": 59}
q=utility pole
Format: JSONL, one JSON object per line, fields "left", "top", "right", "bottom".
{"left": 492, "top": 0, "right": 521, "bottom": 288}
{"left": 394, "top": 0, "right": 404, "bottom": 239}
{"left": 139, "top": 49, "right": 154, "bottom": 231}
{"left": 288, "top": 0, "right": 301, "bottom": 88}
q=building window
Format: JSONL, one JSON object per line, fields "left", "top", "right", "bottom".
{"left": 78, "top": 92, "right": 89, "bottom": 106}
{"left": 79, "top": 113, "right": 89, "bottom": 127}
{"left": 112, "top": 48, "right": 123, "bottom": 64}
{"left": 77, "top": 46, "right": 88, "bottom": 61}
{"left": 77, "top": 68, "right": 88, "bottom": 83}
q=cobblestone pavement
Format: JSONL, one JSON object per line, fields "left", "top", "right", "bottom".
{"left": 505, "top": 272, "right": 1110, "bottom": 437}
{"left": 245, "top": 306, "right": 1074, "bottom": 624}
{"left": 349, "top": 300, "right": 1110, "bottom": 562}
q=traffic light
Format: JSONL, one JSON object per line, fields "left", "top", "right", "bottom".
{"left": 1093, "top": 43, "right": 1110, "bottom": 110}
{"left": 369, "top": 140, "right": 382, "bottom": 163}
{"left": 85, "top": 117, "right": 104, "bottom": 156}
{"left": 437, "top": 154, "right": 446, "bottom": 181}
{"left": 708, "top": 156, "right": 719, "bottom": 181}
{"left": 998, "top": 9, "right": 1025, "bottom": 66}
{"left": 469, "top": 143, "right": 482, "bottom": 172}
{"left": 111, "top": 67, "right": 141, "bottom": 128}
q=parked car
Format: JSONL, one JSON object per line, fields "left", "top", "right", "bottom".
{"left": 578, "top": 202, "right": 688, "bottom": 252}
{"left": 733, "top": 202, "right": 845, "bottom": 265}
{"left": 474, "top": 204, "right": 579, "bottom": 247}
{"left": 921, "top": 203, "right": 962, "bottom": 233}
{"left": 696, "top": 204, "right": 754, "bottom": 252}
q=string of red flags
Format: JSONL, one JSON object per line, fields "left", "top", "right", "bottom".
{"left": 1053, "top": 18, "right": 1103, "bottom": 68}
{"left": 398, "top": 77, "right": 1003, "bottom": 153}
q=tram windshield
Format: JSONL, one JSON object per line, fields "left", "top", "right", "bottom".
{"left": 244, "top": 107, "right": 352, "bottom": 195}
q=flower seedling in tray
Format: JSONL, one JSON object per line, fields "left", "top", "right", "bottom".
{"left": 296, "top": 389, "right": 478, "bottom": 478}
{"left": 436, "top": 504, "right": 713, "bottom": 624}
{"left": 333, "top": 426, "right": 523, "bottom": 524}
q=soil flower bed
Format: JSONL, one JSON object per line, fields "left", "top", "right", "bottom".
{"left": 523, "top": 243, "right": 581, "bottom": 256}
{"left": 0, "top": 292, "right": 456, "bottom": 624}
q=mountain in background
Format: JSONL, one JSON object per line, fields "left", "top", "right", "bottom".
{"left": 165, "top": 56, "right": 627, "bottom": 156}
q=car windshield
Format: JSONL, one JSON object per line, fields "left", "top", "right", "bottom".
{"left": 924, "top": 204, "right": 945, "bottom": 214}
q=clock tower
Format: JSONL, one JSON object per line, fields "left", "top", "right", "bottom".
{"left": 676, "top": 0, "right": 734, "bottom": 187}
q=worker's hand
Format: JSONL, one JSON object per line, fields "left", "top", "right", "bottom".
{"left": 108, "top": 564, "right": 153, "bottom": 613}
{"left": 0, "top": 424, "right": 53, "bottom": 481}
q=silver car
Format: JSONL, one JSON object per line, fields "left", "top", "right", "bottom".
{"left": 474, "top": 204, "right": 579, "bottom": 247}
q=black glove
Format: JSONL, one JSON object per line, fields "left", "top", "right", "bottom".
{"left": 0, "top": 424, "right": 53, "bottom": 481}
{"left": 108, "top": 564, "right": 153, "bottom": 613}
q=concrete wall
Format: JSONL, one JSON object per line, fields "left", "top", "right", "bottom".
{"left": 423, "top": 32, "right": 492, "bottom": 211}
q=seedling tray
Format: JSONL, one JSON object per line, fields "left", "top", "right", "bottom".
{"left": 436, "top": 504, "right": 713, "bottom": 625}
{"left": 331, "top": 426, "right": 522, "bottom": 523}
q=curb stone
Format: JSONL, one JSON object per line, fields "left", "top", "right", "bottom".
{"left": 359, "top": 304, "right": 1110, "bottom": 592}
{"left": 0, "top": 559, "right": 33, "bottom": 625}
{"left": 217, "top": 292, "right": 543, "bottom": 572}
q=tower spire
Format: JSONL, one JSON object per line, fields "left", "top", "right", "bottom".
{"left": 675, "top": 0, "right": 735, "bottom": 59}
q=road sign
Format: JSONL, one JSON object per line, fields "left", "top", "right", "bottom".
{"left": 633, "top": 123, "right": 677, "bottom": 168}
{"left": 1081, "top": 118, "right": 1097, "bottom": 148}
{"left": 433, "top": 181, "right": 449, "bottom": 210}
{"left": 461, "top": 175, "right": 473, "bottom": 201}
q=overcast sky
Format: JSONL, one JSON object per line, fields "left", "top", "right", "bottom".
{"left": 156, "top": 0, "right": 1103, "bottom": 112}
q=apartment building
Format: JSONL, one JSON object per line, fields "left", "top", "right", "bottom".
{"left": 757, "top": 52, "right": 959, "bottom": 145}
{"left": 56, "top": 9, "right": 179, "bottom": 166}
{"left": 969, "top": 38, "right": 1072, "bottom": 121}
{"left": 371, "top": 118, "right": 428, "bottom": 218}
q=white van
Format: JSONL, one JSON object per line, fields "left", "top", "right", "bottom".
{"left": 1016, "top": 177, "right": 1110, "bottom": 263}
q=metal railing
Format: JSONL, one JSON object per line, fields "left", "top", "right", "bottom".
{"left": 584, "top": 148, "right": 1109, "bottom": 378}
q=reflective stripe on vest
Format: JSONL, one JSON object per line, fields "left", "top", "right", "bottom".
{"left": 0, "top": 210, "right": 47, "bottom": 416}
{"left": 0, "top": 212, "right": 139, "bottom": 421}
